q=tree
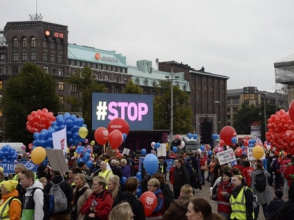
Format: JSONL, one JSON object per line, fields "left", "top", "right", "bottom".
{"left": 2, "top": 62, "right": 60, "bottom": 144}
{"left": 65, "top": 66, "right": 106, "bottom": 128}
{"left": 153, "top": 80, "right": 193, "bottom": 134}
{"left": 233, "top": 103, "right": 260, "bottom": 135}
{"left": 122, "top": 78, "right": 142, "bottom": 94}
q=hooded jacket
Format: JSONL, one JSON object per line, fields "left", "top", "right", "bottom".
{"left": 21, "top": 180, "right": 44, "bottom": 220}
{"left": 0, "top": 189, "right": 21, "bottom": 220}
{"left": 163, "top": 195, "right": 190, "bottom": 220}
{"left": 113, "top": 191, "right": 146, "bottom": 220}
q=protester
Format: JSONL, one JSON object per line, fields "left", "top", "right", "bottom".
{"left": 98, "top": 161, "right": 113, "bottom": 183}
{"left": 80, "top": 176, "right": 113, "bottom": 220}
{"left": 268, "top": 181, "right": 294, "bottom": 219}
{"left": 77, "top": 162, "right": 93, "bottom": 186}
{"left": 71, "top": 173, "right": 92, "bottom": 220}
{"left": 146, "top": 178, "right": 164, "bottom": 220}
{"left": 107, "top": 175, "right": 120, "bottom": 201}
{"left": 268, "top": 190, "right": 285, "bottom": 216}
{"left": 163, "top": 184, "right": 194, "bottom": 220}
{"left": 173, "top": 158, "right": 190, "bottom": 199}
{"left": 110, "top": 159, "right": 122, "bottom": 180}
{"left": 285, "top": 156, "right": 294, "bottom": 190}
{"left": 211, "top": 171, "right": 234, "bottom": 220}
{"left": 241, "top": 160, "right": 254, "bottom": 187}
{"left": 44, "top": 171, "right": 73, "bottom": 220}
{"left": 250, "top": 163, "right": 272, "bottom": 219}
{"left": 0, "top": 180, "right": 21, "bottom": 220}
{"left": 230, "top": 175, "right": 254, "bottom": 220}
{"left": 39, "top": 177, "right": 47, "bottom": 188}
{"left": 109, "top": 202, "right": 134, "bottom": 220}
{"left": 186, "top": 198, "right": 222, "bottom": 220}
{"left": 121, "top": 159, "right": 131, "bottom": 179}
{"left": 19, "top": 170, "right": 44, "bottom": 220}
{"left": 113, "top": 177, "right": 146, "bottom": 220}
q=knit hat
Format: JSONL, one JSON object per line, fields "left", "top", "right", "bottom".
{"left": 222, "top": 171, "right": 232, "bottom": 178}
{"left": 2, "top": 180, "right": 18, "bottom": 192}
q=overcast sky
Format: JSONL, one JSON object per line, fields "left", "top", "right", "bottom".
{"left": 1, "top": 0, "right": 294, "bottom": 92}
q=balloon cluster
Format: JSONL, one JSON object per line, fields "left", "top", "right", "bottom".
{"left": 75, "top": 145, "right": 93, "bottom": 168}
{"left": 26, "top": 108, "right": 56, "bottom": 133}
{"left": 0, "top": 145, "right": 18, "bottom": 162}
{"left": 187, "top": 133, "right": 198, "bottom": 140}
{"left": 266, "top": 109, "right": 294, "bottom": 154}
{"left": 151, "top": 142, "right": 161, "bottom": 150}
{"left": 94, "top": 118, "right": 129, "bottom": 151}
{"left": 32, "top": 112, "right": 87, "bottom": 149}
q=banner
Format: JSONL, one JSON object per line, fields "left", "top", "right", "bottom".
{"left": 0, "top": 161, "right": 38, "bottom": 174}
{"left": 52, "top": 127, "right": 67, "bottom": 156}
{"left": 217, "top": 149, "right": 236, "bottom": 165}
{"left": 247, "top": 148, "right": 265, "bottom": 161}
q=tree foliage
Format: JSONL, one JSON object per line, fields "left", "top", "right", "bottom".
{"left": 122, "top": 78, "right": 142, "bottom": 94}
{"left": 65, "top": 66, "right": 106, "bottom": 128}
{"left": 2, "top": 62, "right": 60, "bottom": 143}
{"left": 153, "top": 80, "right": 193, "bottom": 134}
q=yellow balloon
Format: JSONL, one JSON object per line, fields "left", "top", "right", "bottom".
{"left": 252, "top": 145, "right": 264, "bottom": 159}
{"left": 31, "top": 147, "right": 46, "bottom": 164}
{"left": 78, "top": 127, "right": 88, "bottom": 139}
{"left": 91, "top": 140, "right": 95, "bottom": 146}
{"left": 74, "top": 152, "right": 78, "bottom": 157}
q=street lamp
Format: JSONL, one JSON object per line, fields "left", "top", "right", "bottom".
{"left": 165, "top": 66, "right": 179, "bottom": 145}
{"left": 261, "top": 93, "right": 267, "bottom": 134}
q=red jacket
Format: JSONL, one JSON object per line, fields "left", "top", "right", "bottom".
{"left": 213, "top": 182, "right": 234, "bottom": 214}
{"left": 285, "top": 163, "right": 294, "bottom": 187}
{"left": 169, "top": 166, "right": 175, "bottom": 185}
{"left": 242, "top": 167, "right": 254, "bottom": 187}
{"left": 80, "top": 190, "right": 113, "bottom": 220}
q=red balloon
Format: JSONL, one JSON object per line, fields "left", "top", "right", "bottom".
{"left": 108, "top": 118, "right": 130, "bottom": 135}
{"left": 219, "top": 140, "right": 225, "bottom": 147}
{"left": 94, "top": 127, "right": 109, "bottom": 145}
{"left": 235, "top": 147, "right": 242, "bottom": 157}
{"left": 220, "top": 126, "right": 237, "bottom": 146}
{"left": 108, "top": 130, "right": 123, "bottom": 149}
{"left": 139, "top": 191, "right": 157, "bottom": 216}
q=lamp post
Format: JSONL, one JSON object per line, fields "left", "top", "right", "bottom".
{"left": 165, "top": 66, "right": 179, "bottom": 145}
{"left": 261, "top": 93, "right": 267, "bottom": 135}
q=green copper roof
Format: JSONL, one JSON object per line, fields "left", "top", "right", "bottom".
{"left": 68, "top": 43, "right": 127, "bottom": 67}
{"left": 128, "top": 60, "right": 190, "bottom": 92}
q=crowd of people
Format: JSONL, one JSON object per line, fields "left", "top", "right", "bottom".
{"left": 0, "top": 149, "right": 293, "bottom": 220}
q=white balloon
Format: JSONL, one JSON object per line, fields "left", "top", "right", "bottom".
{"left": 179, "top": 141, "right": 185, "bottom": 149}
{"left": 198, "top": 149, "right": 202, "bottom": 154}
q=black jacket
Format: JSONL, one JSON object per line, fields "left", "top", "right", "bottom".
{"left": 113, "top": 191, "right": 146, "bottom": 220}
{"left": 173, "top": 165, "right": 190, "bottom": 191}
{"left": 44, "top": 175, "right": 73, "bottom": 215}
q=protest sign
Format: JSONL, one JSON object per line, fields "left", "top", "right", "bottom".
{"left": 217, "top": 149, "right": 236, "bottom": 165}
{"left": 52, "top": 127, "right": 67, "bottom": 156}
{"left": 122, "top": 148, "right": 130, "bottom": 155}
{"left": 0, "top": 161, "right": 38, "bottom": 174}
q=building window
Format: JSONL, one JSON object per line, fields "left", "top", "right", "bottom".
{"left": 43, "top": 53, "right": 47, "bottom": 61}
{"left": 12, "top": 66, "right": 18, "bottom": 74}
{"left": 58, "top": 82, "right": 64, "bottom": 90}
{"left": 31, "top": 37, "right": 36, "bottom": 47}
{"left": 135, "top": 77, "right": 140, "bottom": 84}
{"left": 22, "top": 38, "right": 27, "bottom": 47}
{"left": 58, "top": 55, "right": 62, "bottom": 63}
{"left": 0, "top": 54, "right": 4, "bottom": 61}
{"left": 232, "top": 98, "right": 239, "bottom": 104}
{"left": 98, "top": 64, "right": 101, "bottom": 70}
{"left": 50, "top": 39, "right": 55, "bottom": 49}
{"left": 58, "top": 68, "right": 64, "bottom": 76}
{"left": 43, "top": 39, "right": 47, "bottom": 48}
{"left": 115, "top": 76, "right": 120, "bottom": 83}
{"left": 105, "top": 74, "right": 109, "bottom": 81}
{"left": 44, "top": 66, "right": 49, "bottom": 73}
{"left": 13, "top": 38, "right": 18, "bottom": 48}
{"left": 13, "top": 53, "right": 18, "bottom": 62}
{"left": 31, "top": 52, "right": 36, "bottom": 61}
{"left": 117, "top": 67, "right": 121, "bottom": 72}
{"left": 51, "top": 54, "right": 55, "bottom": 62}
{"left": 76, "top": 61, "right": 80, "bottom": 66}
{"left": 124, "top": 77, "right": 128, "bottom": 83}
{"left": 59, "top": 95, "right": 64, "bottom": 104}
{"left": 70, "top": 84, "right": 77, "bottom": 92}
{"left": 22, "top": 52, "right": 27, "bottom": 61}
{"left": 113, "top": 66, "right": 116, "bottom": 72}
{"left": 144, "top": 79, "right": 148, "bottom": 86}
{"left": 70, "top": 60, "right": 74, "bottom": 66}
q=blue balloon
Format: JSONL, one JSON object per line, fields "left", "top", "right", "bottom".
{"left": 120, "top": 177, "right": 127, "bottom": 185}
{"left": 135, "top": 188, "right": 142, "bottom": 198}
{"left": 65, "top": 119, "right": 74, "bottom": 128}
{"left": 136, "top": 172, "right": 142, "bottom": 182}
{"left": 33, "top": 132, "right": 40, "bottom": 140}
{"left": 231, "top": 137, "right": 237, "bottom": 144}
{"left": 200, "top": 145, "right": 205, "bottom": 151}
{"left": 208, "top": 150, "right": 212, "bottom": 156}
{"left": 64, "top": 112, "right": 71, "bottom": 119}
{"left": 187, "top": 133, "right": 192, "bottom": 139}
{"left": 86, "top": 160, "right": 93, "bottom": 168}
{"left": 77, "top": 158, "right": 84, "bottom": 164}
{"left": 193, "top": 134, "right": 198, "bottom": 140}
{"left": 173, "top": 146, "right": 177, "bottom": 153}
{"left": 123, "top": 133, "right": 127, "bottom": 142}
{"left": 249, "top": 143, "right": 253, "bottom": 148}
{"left": 141, "top": 148, "right": 146, "bottom": 155}
{"left": 241, "top": 146, "right": 245, "bottom": 151}
{"left": 212, "top": 134, "right": 218, "bottom": 141}
{"left": 84, "top": 153, "right": 90, "bottom": 160}
{"left": 143, "top": 154, "right": 158, "bottom": 175}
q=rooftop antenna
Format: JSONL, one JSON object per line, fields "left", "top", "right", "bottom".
{"left": 29, "top": 0, "right": 43, "bottom": 21}
{"left": 249, "top": 72, "right": 251, "bottom": 86}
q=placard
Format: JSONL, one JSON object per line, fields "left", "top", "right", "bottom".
{"left": 45, "top": 149, "right": 69, "bottom": 173}
{"left": 217, "top": 149, "right": 236, "bottom": 165}
{"left": 122, "top": 148, "right": 130, "bottom": 155}
{"left": 157, "top": 144, "right": 166, "bottom": 157}
{"left": 52, "top": 127, "right": 67, "bottom": 156}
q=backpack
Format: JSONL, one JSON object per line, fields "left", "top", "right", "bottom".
{"left": 49, "top": 181, "right": 68, "bottom": 214}
{"left": 255, "top": 171, "right": 267, "bottom": 192}
{"left": 32, "top": 187, "right": 53, "bottom": 220}
{"left": 243, "top": 186, "right": 258, "bottom": 209}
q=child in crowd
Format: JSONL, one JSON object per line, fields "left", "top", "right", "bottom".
{"left": 268, "top": 190, "right": 285, "bottom": 216}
